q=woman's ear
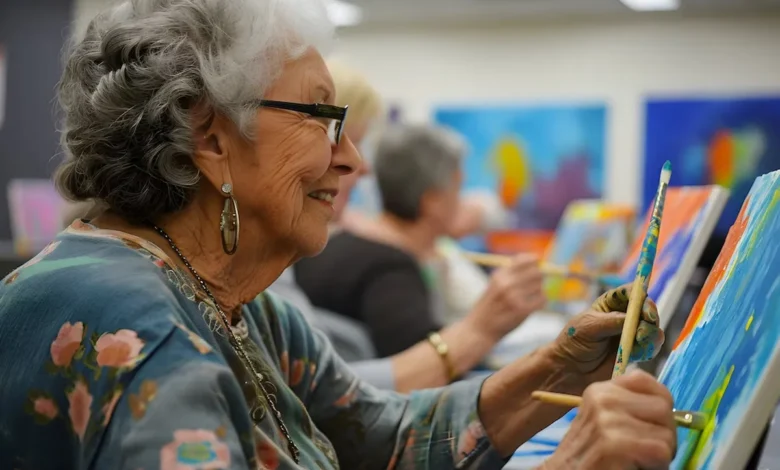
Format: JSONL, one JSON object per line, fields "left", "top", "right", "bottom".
{"left": 191, "top": 106, "right": 234, "bottom": 193}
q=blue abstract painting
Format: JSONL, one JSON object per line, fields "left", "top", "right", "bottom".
{"left": 643, "top": 96, "right": 780, "bottom": 237}
{"left": 659, "top": 170, "right": 780, "bottom": 469}
{"left": 433, "top": 103, "right": 606, "bottom": 254}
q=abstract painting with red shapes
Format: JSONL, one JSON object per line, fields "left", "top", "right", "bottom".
{"left": 643, "top": 96, "right": 780, "bottom": 237}
{"left": 434, "top": 103, "right": 606, "bottom": 257}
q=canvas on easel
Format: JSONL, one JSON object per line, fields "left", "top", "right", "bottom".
{"left": 659, "top": 169, "right": 780, "bottom": 469}
{"left": 618, "top": 185, "right": 729, "bottom": 330}
{"left": 507, "top": 185, "right": 729, "bottom": 469}
{"left": 543, "top": 199, "right": 636, "bottom": 315}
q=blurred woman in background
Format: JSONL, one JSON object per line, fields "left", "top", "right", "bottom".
{"left": 295, "top": 124, "right": 547, "bottom": 358}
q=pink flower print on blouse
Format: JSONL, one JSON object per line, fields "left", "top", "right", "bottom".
{"left": 173, "top": 322, "right": 212, "bottom": 355}
{"left": 254, "top": 437, "right": 280, "bottom": 470}
{"left": 102, "top": 389, "right": 123, "bottom": 426}
{"left": 25, "top": 391, "right": 59, "bottom": 424}
{"left": 290, "top": 359, "right": 305, "bottom": 387}
{"left": 95, "top": 329, "right": 145, "bottom": 368}
{"left": 455, "top": 420, "right": 486, "bottom": 462}
{"left": 67, "top": 380, "right": 93, "bottom": 441}
{"left": 279, "top": 352, "right": 290, "bottom": 382}
{"left": 50, "top": 321, "right": 84, "bottom": 367}
{"left": 33, "top": 397, "right": 59, "bottom": 422}
{"left": 160, "top": 429, "right": 231, "bottom": 470}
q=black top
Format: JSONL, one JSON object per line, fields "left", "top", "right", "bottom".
{"left": 294, "top": 231, "right": 441, "bottom": 358}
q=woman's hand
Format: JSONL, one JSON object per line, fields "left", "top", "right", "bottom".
{"left": 548, "top": 284, "right": 665, "bottom": 384}
{"left": 467, "top": 253, "right": 546, "bottom": 341}
{"left": 541, "top": 370, "right": 677, "bottom": 469}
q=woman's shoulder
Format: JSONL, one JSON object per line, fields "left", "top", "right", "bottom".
{"left": 1, "top": 228, "right": 180, "bottom": 316}
{"left": 0, "top": 225, "right": 207, "bottom": 358}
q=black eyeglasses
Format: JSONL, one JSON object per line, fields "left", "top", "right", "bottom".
{"left": 252, "top": 100, "right": 349, "bottom": 145}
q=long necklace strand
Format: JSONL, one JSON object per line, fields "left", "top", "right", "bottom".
{"left": 152, "top": 225, "right": 301, "bottom": 464}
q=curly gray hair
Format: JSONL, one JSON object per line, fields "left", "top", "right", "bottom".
{"left": 55, "top": 0, "right": 334, "bottom": 223}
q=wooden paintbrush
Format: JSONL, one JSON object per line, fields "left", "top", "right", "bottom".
{"left": 612, "top": 161, "right": 672, "bottom": 378}
{"left": 531, "top": 391, "right": 707, "bottom": 431}
{"left": 462, "top": 251, "right": 625, "bottom": 286}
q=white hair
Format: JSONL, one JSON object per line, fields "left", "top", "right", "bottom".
{"left": 55, "top": 0, "right": 334, "bottom": 223}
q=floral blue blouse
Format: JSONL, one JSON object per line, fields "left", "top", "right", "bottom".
{"left": 0, "top": 221, "right": 508, "bottom": 470}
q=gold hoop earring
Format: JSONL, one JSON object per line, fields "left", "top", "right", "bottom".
{"left": 220, "top": 183, "right": 239, "bottom": 255}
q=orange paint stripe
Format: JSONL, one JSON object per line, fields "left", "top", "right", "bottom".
{"left": 673, "top": 196, "right": 751, "bottom": 349}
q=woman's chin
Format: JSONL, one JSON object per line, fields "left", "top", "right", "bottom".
{"left": 294, "top": 226, "right": 330, "bottom": 259}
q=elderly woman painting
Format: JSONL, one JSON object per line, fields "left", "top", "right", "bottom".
{"left": 0, "top": 1, "right": 671, "bottom": 469}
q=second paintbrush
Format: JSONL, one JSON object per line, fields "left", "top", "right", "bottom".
{"left": 531, "top": 390, "right": 707, "bottom": 431}
{"left": 461, "top": 251, "right": 626, "bottom": 286}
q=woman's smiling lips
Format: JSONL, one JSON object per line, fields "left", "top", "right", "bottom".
{"left": 307, "top": 189, "right": 338, "bottom": 209}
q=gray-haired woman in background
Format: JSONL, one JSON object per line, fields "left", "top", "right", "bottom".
{"left": 295, "top": 124, "right": 548, "bottom": 359}
{"left": 0, "top": 0, "right": 672, "bottom": 469}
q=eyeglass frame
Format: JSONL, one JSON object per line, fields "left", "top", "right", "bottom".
{"left": 250, "top": 99, "right": 349, "bottom": 145}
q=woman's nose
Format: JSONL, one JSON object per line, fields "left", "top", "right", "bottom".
{"left": 331, "top": 135, "right": 362, "bottom": 176}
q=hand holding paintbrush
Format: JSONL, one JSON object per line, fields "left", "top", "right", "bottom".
{"left": 613, "top": 161, "right": 671, "bottom": 377}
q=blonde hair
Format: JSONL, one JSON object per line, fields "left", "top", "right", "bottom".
{"left": 327, "top": 60, "right": 383, "bottom": 125}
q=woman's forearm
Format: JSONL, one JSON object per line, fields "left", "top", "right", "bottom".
{"left": 478, "top": 346, "right": 585, "bottom": 457}
{"left": 391, "top": 318, "right": 496, "bottom": 393}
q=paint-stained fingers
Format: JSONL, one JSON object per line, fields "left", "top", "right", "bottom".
{"left": 632, "top": 320, "right": 665, "bottom": 361}
{"left": 591, "top": 284, "right": 632, "bottom": 313}
{"left": 568, "top": 310, "right": 625, "bottom": 341}
{"left": 641, "top": 297, "right": 660, "bottom": 325}
{"left": 592, "top": 284, "right": 660, "bottom": 325}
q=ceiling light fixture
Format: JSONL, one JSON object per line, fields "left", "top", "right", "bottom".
{"left": 326, "top": 0, "right": 363, "bottom": 27}
{"left": 620, "top": 0, "right": 680, "bottom": 11}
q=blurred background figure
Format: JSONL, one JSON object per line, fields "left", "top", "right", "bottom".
{"left": 295, "top": 123, "right": 545, "bottom": 358}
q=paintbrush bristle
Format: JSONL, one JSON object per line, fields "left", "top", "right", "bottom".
{"left": 660, "top": 160, "right": 672, "bottom": 185}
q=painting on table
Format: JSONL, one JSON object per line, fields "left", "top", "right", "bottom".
{"left": 543, "top": 200, "right": 636, "bottom": 313}
{"left": 434, "top": 103, "right": 606, "bottom": 258}
{"left": 659, "top": 169, "right": 780, "bottom": 469}
{"left": 618, "top": 185, "right": 729, "bottom": 329}
{"left": 643, "top": 96, "right": 780, "bottom": 237}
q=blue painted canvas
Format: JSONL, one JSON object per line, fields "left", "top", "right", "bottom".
{"left": 643, "top": 96, "right": 780, "bottom": 237}
{"left": 658, "top": 170, "right": 780, "bottom": 469}
{"left": 433, "top": 104, "right": 606, "bottom": 253}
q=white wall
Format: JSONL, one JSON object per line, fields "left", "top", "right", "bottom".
{"left": 333, "top": 16, "right": 780, "bottom": 206}
{"left": 72, "top": 0, "right": 780, "bottom": 206}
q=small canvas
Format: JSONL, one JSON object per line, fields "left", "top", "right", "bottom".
{"left": 543, "top": 199, "right": 635, "bottom": 313}
{"left": 659, "top": 170, "right": 780, "bottom": 469}
{"left": 7, "top": 179, "right": 66, "bottom": 255}
{"left": 507, "top": 186, "right": 729, "bottom": 469}
{"left": 619, "top": 186, "right": 729, "bottom": 329}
